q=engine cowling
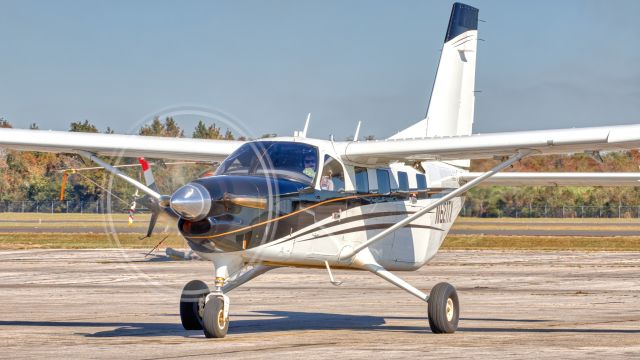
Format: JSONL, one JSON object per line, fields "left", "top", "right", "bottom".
{"left": 171, "top": 175, "right": 307, "bottom": 252}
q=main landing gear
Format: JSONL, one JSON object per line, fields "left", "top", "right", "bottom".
{"left": 353, "top": 248, "right": 460, "bottom": 334}
{"left": 427, "top": 282, "right": 459, "bottom": 333}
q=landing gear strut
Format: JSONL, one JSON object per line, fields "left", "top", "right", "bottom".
{"left": 201, "top": 274, "right": 230, "bottom": 338}
{"left": 200, "top": 254, "right": 239, "bottom": 338}
{"left": 354, "top": 249, "right": 460, "bottom": 334}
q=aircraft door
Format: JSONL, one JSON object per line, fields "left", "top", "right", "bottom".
{"left": 319, "top": 155, "right": 346, "bottom": 192}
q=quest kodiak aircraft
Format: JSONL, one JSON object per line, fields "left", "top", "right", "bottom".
{"left": 2, "top": 3, "right": 640, "bottom": 338}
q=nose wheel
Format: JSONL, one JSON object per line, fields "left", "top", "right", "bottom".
{"left": 427, "top": 282, "right": 459, "bottom": 334}
{"left": 203, "top": 295, "right": 229, "bottom": 338}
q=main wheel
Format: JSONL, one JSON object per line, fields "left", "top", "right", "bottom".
{"left": 427, "top": 282, "right": 459, "bottom": 334}
{"left": 180, "top": 280, "right": 210, "bottom": 330}
{"left": 203, "top": 296, "right": 229, "bottom": 338}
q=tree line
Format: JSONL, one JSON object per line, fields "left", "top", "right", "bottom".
{"left": 466, "top": 152, "right": 640, "bottom": 217}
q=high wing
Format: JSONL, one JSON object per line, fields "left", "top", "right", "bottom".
{"left": 0, "top": 128, "right": 243, "bottom": 161}
{"left": 452, "top": 172, "right": 640, "bottom": 186}
{"left": 340, "top": 124, "right": 640, "bottom": 165}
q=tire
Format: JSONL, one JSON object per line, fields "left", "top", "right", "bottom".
{"left": 427, "top": 282, "right": 459, "bottom": 334}
{"left": 180, "top": 280, "right": 210, "bottom": 330}
{"left": 203, "top": 296, "right": 229, "bottom": 338}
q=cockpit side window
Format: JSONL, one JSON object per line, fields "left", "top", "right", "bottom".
{"left": 319, "top": 155, "right": 346, "bottom": 192}
{"left": 354, "top": 167, "right": 369, "bottom": 193}
{"left": 376, "top": 169, "right": 391, "bottom": 194}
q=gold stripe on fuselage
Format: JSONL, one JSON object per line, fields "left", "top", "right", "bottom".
{"left": 189, "top": 193, "right": 384, "bottom": 240}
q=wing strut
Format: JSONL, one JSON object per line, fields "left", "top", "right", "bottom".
{"left": 76, "top": 151, "right": 169, "bottom": 205}
{"left": 339, "top": 149, "right": 535, "bottom": 260}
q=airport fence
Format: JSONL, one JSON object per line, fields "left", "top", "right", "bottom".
{"left": 1, "top": 200, "right": 639, "bottom": 218}
{"left": 461, "top": 204, "right": 640, "bottom": 218}
{"left": 0, "top": 200, "right": 149, "bottom": 214}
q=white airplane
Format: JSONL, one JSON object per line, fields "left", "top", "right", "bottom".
{"left": 1, "top": 2, "right": 640, "bottom": 338}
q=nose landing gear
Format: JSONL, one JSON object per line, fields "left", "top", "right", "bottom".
{"left": 179, "top": 255, "right": 246, "bottom": 338}
{"left": 179, "top": 280, "right": 230, "bottom": 338}
{"left": 203, "top": 294, "right": 229, "bottom": 338}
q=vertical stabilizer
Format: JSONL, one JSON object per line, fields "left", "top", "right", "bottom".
{"left": 391, "top": 3, "right": 479, "bottom": 147}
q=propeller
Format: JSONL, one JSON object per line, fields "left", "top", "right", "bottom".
{"left": 137, "top": 157, "right": 163, "bottom": 239}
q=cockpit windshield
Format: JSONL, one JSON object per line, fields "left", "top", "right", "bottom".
{"left": 215, "top": 141, "right": 319, "bottom": 185}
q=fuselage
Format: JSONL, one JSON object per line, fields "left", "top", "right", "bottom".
{"left": 170, "top": 137, "right": 466, "bottom": 271}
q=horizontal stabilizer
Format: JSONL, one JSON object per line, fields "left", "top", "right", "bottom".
{"left": 455, "top": 172, "right": 640, "bottom": 186}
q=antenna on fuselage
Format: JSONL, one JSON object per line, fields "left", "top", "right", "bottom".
{"left": 302, "top": 113, "right": 310, "bottom": 137}
{"left": 294, "top": 113, "right": 311, "bottom": 138}
{"left": 353, "top": 121, "right": 362, "bottom": 141}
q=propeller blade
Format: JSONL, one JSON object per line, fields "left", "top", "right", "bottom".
{"left": 144, "top": 210, "right": 159, "bottom": 239}
{"left": 139, "top": 157, "right": 159, "bottom": 192}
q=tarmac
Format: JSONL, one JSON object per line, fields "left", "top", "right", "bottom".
{"left": 0, "top": 249, "right": 638, "bottom": 359}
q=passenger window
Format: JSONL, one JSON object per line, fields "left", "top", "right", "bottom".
{"left": 376, "top": 169, "right": 391, "bottom": 194}
{"left": 320, "top": 155, "right": 345, "bottom": 192}
{"left": 355, "top": 167, "right": 369, "bottom": 193}
{"left": 398, "top": 171, "right": 409, "bottom": 191}
{"left": 416, "top": 174, "right": 427, "bottom": 190}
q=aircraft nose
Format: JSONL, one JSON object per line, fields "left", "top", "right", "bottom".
{"left": 170, "top": 183, "right": 212, "bottom": 221}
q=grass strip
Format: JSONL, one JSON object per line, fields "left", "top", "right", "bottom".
{"left": 455, "top": 217, "right": 640, "bottom": 224}
{"left": 1, "top": 232, "right": 640, "bottom": 252}
{"left": 442, "top": 235, "right": 640, "bottom": 251}
{"left": 0, "top": 232, "right": 186, "bottom": 250}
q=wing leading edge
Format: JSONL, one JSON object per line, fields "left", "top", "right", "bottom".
{"left": 0, "top": 128, "right": 243, "bottom": 162}
{"left": 341, "top": 124, "right": 640, "bottom": 165}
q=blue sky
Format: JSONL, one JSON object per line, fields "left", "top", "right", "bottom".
{"left": 1, "top": 0, "right": 638, "bottom": 140}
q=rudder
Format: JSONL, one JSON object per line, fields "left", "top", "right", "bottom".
{"left": 391, "top": 3, "right": 479, "bottom": 142}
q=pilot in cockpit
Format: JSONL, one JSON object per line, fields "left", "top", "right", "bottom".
{"left": 302, "top": 152, "right": 317, "bottom": 179}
